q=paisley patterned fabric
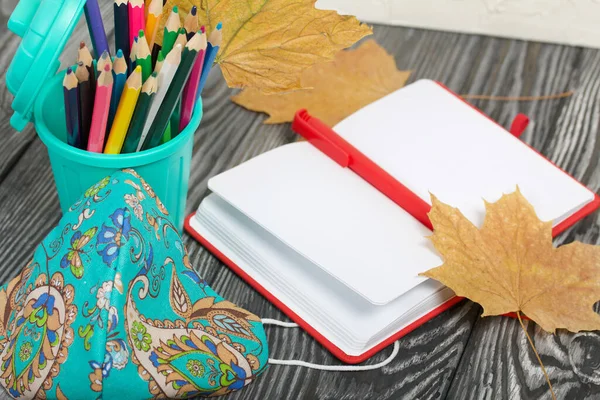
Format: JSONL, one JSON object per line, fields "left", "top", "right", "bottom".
{"left": 0, "top": 169, "right": 268, "bottom": 399}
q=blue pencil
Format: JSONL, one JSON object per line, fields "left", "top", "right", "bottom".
{"left": 196, "top": 22, "right": 222, "bottom": 100}
{"left": 83, "top": 0, "right": 110, "bottom": 58}
{"left": 63, "top": 68, "right": 82, "bottom": 148}
{"left": 107, "top": 50, "right": 128, "bottom": 133}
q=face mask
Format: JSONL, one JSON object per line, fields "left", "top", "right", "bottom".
{"left": 0, "top": 169, "right": 268, "bottom": 399}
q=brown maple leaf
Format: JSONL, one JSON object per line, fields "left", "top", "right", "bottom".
{"left": 232, "top": 39, "right": 411, "bottom": 126}
{"left": 421, "top": 188, "right": 600, "bottom": 334}
{"left": 156, "top": 0, "right": 372, "bottom": 93}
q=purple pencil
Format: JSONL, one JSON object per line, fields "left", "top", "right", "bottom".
{"left": 84, "top": 0, "right": 110, "bottom": 57}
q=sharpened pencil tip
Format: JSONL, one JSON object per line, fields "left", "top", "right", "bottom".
{"left": 101, "top": 50, "right": 110, "bottom": 59}
{"left": 66, "top": 67, "right": 72, "bottom": 74}
{"left": 173, "top": 5, "right": 178, "bottom": 12}
{"left": 139, "top": 30, "right": 145, "bottom": 37}
{"left": 216, "top": 22, "right": 222, "bottom": 30}
{"left": 201, "top": 26, "right": 206, "bottom": 33}
{"left": 191, "top": 5, "right": 197, "bottom": 15}
{"left": 79, "top": 41, "right": 86, "bottom": 49}
{"left": 116, "top": 49, "right": 124, "bottom": 57}
{"left": 104, "top": 64, "right": 111, "bottom": 72}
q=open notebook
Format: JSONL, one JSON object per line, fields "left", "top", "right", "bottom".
{"left": 186, "top": 80, "right": 599, "bottom": 363}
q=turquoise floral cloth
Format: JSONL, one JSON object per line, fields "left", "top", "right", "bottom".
{"left": 0, "top": 169, "right": 268, "bottom": 399}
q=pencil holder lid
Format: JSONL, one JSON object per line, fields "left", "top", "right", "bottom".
{"left": 7, "top": 0, "right": 86, "bottom": 131}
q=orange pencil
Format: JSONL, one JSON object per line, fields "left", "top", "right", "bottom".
{"left": 87, "top": 64, "right": 114, "bottom": 152}
{"left": 145, "top": 0, "right": 163, "bottom": 48}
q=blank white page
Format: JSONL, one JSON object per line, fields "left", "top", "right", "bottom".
{"left": 209, "top": 142, "right": 440, "bottom": 305}
{"left": 192, "top": 194, "right": 453, "bottom": 355}
{"left": 335, "top": 79, "right": 595, "bottom": 226}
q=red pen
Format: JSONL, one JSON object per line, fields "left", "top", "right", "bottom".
{"left": 292, "top": 109, "right": 433, "bottom": 230}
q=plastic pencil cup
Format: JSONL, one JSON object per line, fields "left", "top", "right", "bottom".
{"left": 33, "top": 71, "right": 202, "bottom": 231}
{"left": 5, "top": 0, "right": 202, "bottom": 231}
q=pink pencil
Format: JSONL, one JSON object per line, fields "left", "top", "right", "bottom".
{"left": 87, "top": 65, "right": 114, "bottom": 152}
{"left": 179, "top": 30, "right": 207, "bottom": 131}
{"left": 128, "top": 0, "right": 145, "bottom": 47}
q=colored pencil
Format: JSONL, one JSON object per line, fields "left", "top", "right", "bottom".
{"left": 162, "top": 6, "right": 180, "bottom": 56}
{"left": 151, "top": 43, "right": 161, "bottom": 69}
{"left": 142, "top": 35, "right": 202, "bottom": 150}
{"left": 97, "top": 50, "right": 112, "bottom": 74}
{"left": 78, "top": 42, "right": 96, "bottom": 96}
{"left": 114, "top": 0, "right": 130, "bottom": 67}
{"left": 154, "top": 51, "right": 164, "bottom": 74}
{"left": 108, "top": 50, "right": 128, "bottom": 133}
{"left": 184, "top": 6, "right": 198, "bottom": 40}
{"left": 146, "top": 0, "right": 163, "bottom": 47}
{"left": 75, "top": 62, "right": 94, "bottom": 148}
{"left": 83, "top": 0, "right": 110, "bottom": 57}
{"left": 174, "top": 27, "right": 188, "bottom": 48}
{"left": 122, "top": 73, "right": 158, "bottom": 153}
{"left": 129, "top": 0, "right": 145, "bottom": 48}
{"left": 105, "top": 66, "right": 143, "bottom": 154}
{"left": 161, "top": 122, "right": 172, "bottom": 144}
{"left": 63, "top": 68, "right": 81, "bottom": 148}
{"left": 180, "top": 30, "right": 206, "bottom": 131}
{"left": 168, "top": 27, "right": 188, "bottom": 135}
{"left": 87, "top": 65, "right": 114, "bottom": 153}
{"left": 154, "top": 49, "right": 166, "bottom": 143}
{"left": 196, "top": 22, "right": 222, "bottom": 99}
{"left": 130, "top": 35, "right": 139, "bottom": 69}
{"left": 136, "top": 30, "right": 153, "bottom": 82}
{"left": 136, "top": 44, "right": 182, "bottom": 151}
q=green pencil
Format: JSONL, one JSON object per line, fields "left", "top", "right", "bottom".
{"left": 168, "top": 28, "right": 188, "bottom": 139}
{"left": 141, "top": 33, "right": 202, "bottom": 150}
{"left": 162, "top": 6, "right": 180, "bottom": 56}
{"left": 159, "top": 7, "right": 181, "bottom": 142}
{"left": 136, "top": 30, "right": 153, "bottom": 82}
{"left": 121, "top": 73, "right": 158, "bottom": 153}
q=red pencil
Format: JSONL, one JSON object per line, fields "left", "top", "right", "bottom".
{"left": 179, "top": 30, "right": 206, "bottom": 131}
{"left": 87, "top": 65, "right": 114, "bottom": 152}
{"left": 128, "top": 0, "right": 145, "bottom": 47}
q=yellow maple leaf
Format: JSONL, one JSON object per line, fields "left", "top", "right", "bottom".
{"left": 156, "top": 0, "right": 372, "bottom": 93}
{"left": 421, "top": 189, "right": 600, "bottom": 334}
{"left": 232, "top": 40, "right": 411, "bottom": 126}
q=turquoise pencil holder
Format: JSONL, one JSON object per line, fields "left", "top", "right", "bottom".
{"left": 6, "top": 0, "right": 203, "bottom": 231}
{"left": 34, "top": 73, "right": 202, "bottom": 230}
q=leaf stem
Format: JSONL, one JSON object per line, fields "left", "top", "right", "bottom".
{"left": 516, "top": 311, "right": 556, "bottom": 400}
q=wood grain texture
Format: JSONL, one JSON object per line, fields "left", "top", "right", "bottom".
{"left": 0, "top": 2, "right": 598, "bottom": 398}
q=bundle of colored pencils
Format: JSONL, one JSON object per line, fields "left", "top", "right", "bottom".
{"left": 63, "top": 1, "right": 222, "bottom": 154}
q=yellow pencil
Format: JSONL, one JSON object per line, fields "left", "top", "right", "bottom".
{"left": 104, "top": 66, "right": 143, "bottom": 154}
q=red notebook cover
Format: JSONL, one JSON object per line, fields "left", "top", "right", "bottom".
{"left": 185, "top": 82, "right": 600, "bottom": 364}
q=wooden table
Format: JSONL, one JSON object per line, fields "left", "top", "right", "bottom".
{"left": 0, "top": 3, "right": 599, "bottom": 399}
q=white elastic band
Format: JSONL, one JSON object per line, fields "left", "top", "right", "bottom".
{"left": 262, "top": 318, "right": 399, "bottom": 371}
{"left": 262, "top": 318, "right": 300, "bottom": 328}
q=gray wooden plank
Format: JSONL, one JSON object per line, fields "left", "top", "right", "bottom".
{"left": 446, "top": 46, "right": 600, "bottom": 400}
{"left": 0, "top": 3, "right": 596, "bottom": 398}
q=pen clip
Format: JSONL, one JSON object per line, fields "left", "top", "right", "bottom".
{"left": 292, "top": 110, "right": 350, "bottom": 167}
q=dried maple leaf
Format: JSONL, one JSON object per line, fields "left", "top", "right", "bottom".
{"left": 232, "top": 40, "right": 411, "bottom": 126}
{"left": 156, "top": 0, "right": 372, "bottom": 93}
{"left": 421, "top": 188, "right": 600, "bottom": 334}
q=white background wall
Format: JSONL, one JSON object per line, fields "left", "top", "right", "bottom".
{"left": 316, "top": 0, "right": 600, "bottom": 49}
